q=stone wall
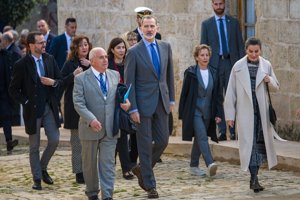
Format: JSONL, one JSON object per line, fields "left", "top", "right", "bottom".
{"left": 57, "top": 0, "right": 217, "bottom": 135}
{"left": 256, "top": 0, "right": 300, "bottom": 137}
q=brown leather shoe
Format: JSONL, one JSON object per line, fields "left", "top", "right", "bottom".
{"left": 147, "top": 188, "right": 159, "bottom": 199}
{"left": 131, "top": 165, "right": 147, "bottom": 191}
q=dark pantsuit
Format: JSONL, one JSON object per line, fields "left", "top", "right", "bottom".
{"left": 136, "top": 98, "right": 169, "bottom": 189}
{"left": 29, "top": 104, "right": 60, "bottom": 181}
{"left": 190, "top": 116, "right": 214, "bottom": 167}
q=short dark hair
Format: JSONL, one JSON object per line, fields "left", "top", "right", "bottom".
{"left": 26, "top": 31, "right": 43, "bottom": 45}
{"left": 65, "top": 17, "right": 76, "bottom": 25}
{"left": 245, "top": 37, "right": 262, "bottom": 50}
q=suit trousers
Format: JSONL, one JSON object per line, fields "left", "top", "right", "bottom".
{"left": 81, "top": 136, "right": 117, "bottom": 199}
{"left": 70, "top": 129, "right": 82, "bottom": 173}
{"left": 116, "top": 130, "right": 135, "bottom": 173}
{"left": 136, "top": 98, "right": 169, "bottom": 189}
{"left": 218, "top": 57, "right": 235, "bottom": 136}
{"left": 29, "top": 104, "right": 60, "bottom": 181}
{"left": 190, "top": 116, "right": 214, "bottom": 167}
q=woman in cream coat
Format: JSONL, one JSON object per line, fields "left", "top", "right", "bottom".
{"left": 224, "top": 37, "right": 279, "bottom": 193}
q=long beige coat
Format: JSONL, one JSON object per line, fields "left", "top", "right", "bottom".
{"left": 224, "top": 56, "right": 279, "bottom": 171}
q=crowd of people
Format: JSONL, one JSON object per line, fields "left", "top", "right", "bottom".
{"left": 0, "top": 0, "right": 282, "bottom": 199}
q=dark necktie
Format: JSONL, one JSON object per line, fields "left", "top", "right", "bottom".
{"left": 219, "top": 18, "right": 228, "bottom": 56}
{"left": 37, "top": 59, "right": 45, "bottom": 77}
{"left": 150, "top": 43, "right": 160, "bottom": 79}
{"left": 99, "top": 73, "right": 107, "bottom": 96}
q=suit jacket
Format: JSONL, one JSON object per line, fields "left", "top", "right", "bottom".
{"left": 201, "top": 15, "right": 245, "bottom": 71}
{"left": 48, "top": 33, "right": 68, "bottom": 70}
{"left": 45, "top": 32, "right": 56, "bottom": 53}
{"left": 179, "top": 65, "right": 223, "bottom": 142}
{"left": 73, "top": 68, "right": 120, "bottom": 141}
{"left": 124, "top": 39, "right": 175, "bottom": 117}
{"left": 133, "top": 28, "right": 162, "bottom": 42}
{"left": 9, "top": 53, "right": 63, "bottom": 135}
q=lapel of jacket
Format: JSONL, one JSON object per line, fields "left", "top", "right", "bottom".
{"left": 210, "top": 17, "right": 220, "bottom": 51}
{"left": 235, "top": 57, "right": 252, "bottom": 100}
{"left": 225, "top": 15, "right": 231, "bottom": 44}
{"left": 157, "top": 40, "right": 164, "bottom": 79}
{"left": 196, "top": 66, "right": 206, "bottom": 90}
{"left": 137, "top": 41, "right": 158, "bottom": 78}
{"left": 42, "top": 53, "right": 50, "bottom": 77}
{"left": 86, "top": 68, "right": 105, "bottom": 99}
{"left": 256, "top": 57, "right": 267, "bottom": 89}
{"left": 105, "top": 69, "right": 114, "bottom": 99}
{"left": 27, "top": 55, "right": 37, "bottom": 83}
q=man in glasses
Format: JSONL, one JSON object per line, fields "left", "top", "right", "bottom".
{"left": 133, "top": 6, "right": 161, "bottom": 42}
{"left": 9, "top": 31, "right": 63, "bottom": 191}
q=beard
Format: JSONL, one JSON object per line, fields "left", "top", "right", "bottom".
{"left": 214, "top": 8, "right": 225, "bottom": 16}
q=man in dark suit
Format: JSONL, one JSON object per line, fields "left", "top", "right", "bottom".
{"left": 49, "top": 17, "right": 77, "bottom": 70}
{"left": 9, "top": 31, "right": 63, "bottom": 190}
{"left": 125, "top": 15, "right": 175, "bottom": 199}
{"left": 133, "top": 7, "right": 161, "bottom": 42}
{"left": 201, "top": 0, "right": 245, "bottom": 141}
{"left": 73, "top": 47, "right": 131, "bottom": 200}
{"left": 37, "top": 19, "right": 56, "bottom": 53}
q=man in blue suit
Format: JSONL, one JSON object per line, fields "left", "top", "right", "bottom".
{"left": 37, "top": 19, "right": 56, "bottom": 53}
{"left": 201, "top": 0, "right": 244, "bottom": 141}
{"left": 49, "top": 17, "right": 77, "bottom": 70}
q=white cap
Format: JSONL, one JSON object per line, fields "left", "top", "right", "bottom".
{"left": 134, "top": 6, "right": 153, "bottom": 14}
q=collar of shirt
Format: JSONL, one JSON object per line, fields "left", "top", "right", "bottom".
{"left": 91, "top": 66, "right": 106, "bottom": 79}
{"left": 64, "top": 32, "right": 72, "bottom": 40}
{"left": 5, "top": 43, "right": 13, "bottom": 50}
{"left": 137, "top": 27, "right": 143, "bottom": 38}
{"left": 214, "top": 15, "right": 226, "bottom": 21}
{"left": 44, "top": 31, "right": 50, "bottom": 42}
{"left": 31, "top": 54, "right": 42, "bottom": 63}
{"left": 142, "top": 38, "right": 159, "bottom": 62}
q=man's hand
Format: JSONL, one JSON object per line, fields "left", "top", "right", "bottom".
{"left": 169, "top": 104, "right": 175, "bottom": 113}
{"left": 130, "top": 112, "right": 140, "bottom": 124}
{"left": 215, "top": 117, "right": 221, "bottom": 124}
{"left": 120, "top": 99, "right": 131, "bottom": 112}
{"left": 90, "top": 119, "right": 102, "bottom": 132}
{"left": 40, "top": 76, "right": 56, "bottom": 86}
{"left": 227, "top": 120, "right": 235, "bottom": 128}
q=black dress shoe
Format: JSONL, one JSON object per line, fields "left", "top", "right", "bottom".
{"left": 123, "top": 171, "right": 134, "bottom": 180}
{"left": 147, "top": 188, "right": 159, "bottom": 199}
{"left": 7, "top": 139, "right": 18, "bottom": 151}
{"left": 102, "top": 198, "right": 113, "bottom": 200}
{"left": 88, "top": 195, "right": 99, "bottom": 200}
{"left": 32, "top": 179, "right": 42, "bottom": 190}
{"left": 42, "top": 170, "right": 53, "bottom": 185}
{"left": 218, "top": 134, "right": 227, "bottom": 141}
{"left": 76, "top": 172, "right": 85, "bottom": 184}
{"left": 131, "top": 165, "right": 147, "bottom": 191}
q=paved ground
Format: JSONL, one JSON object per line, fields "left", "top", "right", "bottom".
{"left": 1, "top": 146, "right": 300, "bottom": 200}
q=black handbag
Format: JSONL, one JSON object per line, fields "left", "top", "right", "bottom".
{"left": 266, "top": 83, "right": 277, "bottom": 126}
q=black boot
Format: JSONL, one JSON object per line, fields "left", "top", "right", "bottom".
{"left": 7, "top": 139, "right": 18, "bottom": 151}
{"left": 249, "top": 166, "right": 264, "bottom": 193}
{"left": 76, "top": 172, "right": 85, "bottom": 184}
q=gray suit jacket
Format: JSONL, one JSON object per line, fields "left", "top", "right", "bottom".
{"left": 124, "top": 40, "right": 175, "bottom": 117}
{"left": 73, "top": 68, "right": 120, "bottom": 140}
{"left": 201, "top": 15, "right": 245, "bottom": 71}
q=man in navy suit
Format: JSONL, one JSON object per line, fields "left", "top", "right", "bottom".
{"left": 201, "top": 0, "right": 244, "bottom": 141}
{"left": 49, "top": 17, "right": 77, "bottom": 70}
{"left": 37, "top": 19, "right": 56, "bottom": 53}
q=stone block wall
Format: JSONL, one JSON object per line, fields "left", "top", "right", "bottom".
{"left": 256, "top": 0, "right": 300, "bottom": 136}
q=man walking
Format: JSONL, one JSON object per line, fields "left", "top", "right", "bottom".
{"left": 125, "top": 15, "right": 175, "bottom": 199}
{"left": 201, "top": 0, "right": 245, "bottom": 141}
{"left": 9, "top": 31, "right": 63, "bottom": 190}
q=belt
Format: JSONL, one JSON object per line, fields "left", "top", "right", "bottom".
{"left": 220, "top": 54, "right": 230, "bottom": 59}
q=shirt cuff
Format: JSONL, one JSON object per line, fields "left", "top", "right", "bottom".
{"left": 129, "top": 109, "right": 138, "bottom": 114}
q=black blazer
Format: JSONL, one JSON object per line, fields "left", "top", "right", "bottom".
{"left": 45, "top": 32, "right": 56, "bottom": 53}
{"left": 133, "top": 28, "right": 162, "bottom": 42}
{"left": 178, "top": 65, "right": 223, "bottom": 142}
{"left": 9, "top": 53, "right": 63, "bottom": 135}
{"left": 60, "top": 58, "right": 89, "bottom": 129}
{"left": 48, "top": 33, "right": 68, "bottom": 70}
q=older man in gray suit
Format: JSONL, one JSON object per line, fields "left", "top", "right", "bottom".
{"left": 125, "top": 15, "right": 175, "bottom": 199}
{"left": 73, "top": 47, "right": 130, "bottom": 200}
{"left": 201, "top": 0, "right": 244, "bottom": 141}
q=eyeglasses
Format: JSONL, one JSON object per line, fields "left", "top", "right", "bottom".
{"left": 127, "top": 38, "right": 137, "bottom": 42}
{"left": 35, "top": 41, "right": 46, "bottom": 45}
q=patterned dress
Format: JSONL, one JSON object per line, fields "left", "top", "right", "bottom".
{"left": 247, "top": 60, "right": 267, "bottom": 167}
